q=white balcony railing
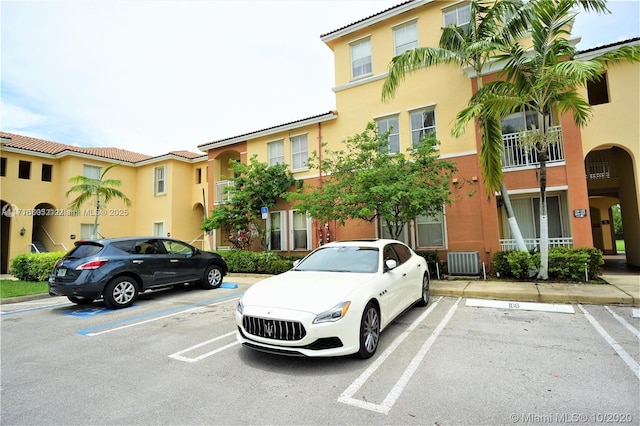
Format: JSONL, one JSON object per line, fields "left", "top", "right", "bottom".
{"left": 502, "top": 126, "right": 564, "bottom": 169}
{"left": 214, "top": 180, "right": 234, "bottom": 203}
{"left": 586, "top": 161, "right": 611, "bottom": 180}
{"left": 500, "top": 237, "right": 573, "bottom": 251}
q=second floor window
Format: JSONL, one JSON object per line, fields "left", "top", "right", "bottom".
{"left": 42, "top": 164, "right": 53, "bottom": 182}
{"left": 290, "top": 135, "right": 308, "bottom": 170}
{"left": 376, "top": 116, "right": 400, "bottom": 153}
{"left": 587, "top": 73, "right": 610, "bottom": 105}
{"left": 351, "top": 38, "right": 372, "bottom": 79}
{"left": 154, "top": 166, "right": 166, "bottom": 195}
{"left": 394, "top": 22, "right": 418, "bottom": 56}
{"left": 1, "top": 157, "right": 6, "bottom": 177}
{"left": 268, "top": 140, "right": 284, "bottom": 166}
{"left": 443, "top": 3, "right": 471, "bottom": 33}
{"left": 410, "top": 109, "right": 436, "bottom": 147}
{"left": 83, "top": 164, "right": 101, "bottom": 179}
{"left": 18, "top": 160, "right": 31, "bottom": 179}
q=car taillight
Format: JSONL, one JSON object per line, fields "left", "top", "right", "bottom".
{"left": 76, "top": 259, "right": 109, "bottom": 270}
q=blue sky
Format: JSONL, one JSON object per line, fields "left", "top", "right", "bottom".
{"left": 1, "top": 0, "right": 639, "bottom": 156}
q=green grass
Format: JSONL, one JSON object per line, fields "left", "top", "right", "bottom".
{"left": 0, "top": 280, "right": 49, "bottom": 298}
{"left": 616, "top": 240, "right": 625, "bottom": 252}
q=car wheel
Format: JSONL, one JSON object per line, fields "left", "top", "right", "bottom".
{"left": 103, "top": 276, "right": 138, "bottom": 309}
{"left": 67, "top": 296, "right": 94, "bottom": 305}
{"left": 202, "top": 265, "right": 223, "bottom": 289}
{"left": 417, "top": 272, "right": 430, "bottom": 307}
{"left": 356, "top": 302, "right": 380, "bottom": 359}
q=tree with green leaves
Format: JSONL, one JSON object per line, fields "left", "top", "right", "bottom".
{"left": 66, "top": 163, "right": 132, "bottom": 239}
{"left": 201, "top": 155, "right": 295, "bottom": 250}
{"left": 382, "top": 0, "right": 530, "bottom": 252}
{"left": 286, "top": 123, "right": 457, "bottom": 240}
{"left": 454, "top": 0, "right": 639, "bottom": 279}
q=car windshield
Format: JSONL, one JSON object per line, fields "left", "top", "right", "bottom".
{"left": 296, "top": 246, "right": 379, "bottom": 273}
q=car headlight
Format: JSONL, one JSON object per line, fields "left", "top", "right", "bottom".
{"left": 313, "top": 301, "right": 351, "bottom": 324}
{"left": 237, "top": 298, "right": 244, "bottom": 315}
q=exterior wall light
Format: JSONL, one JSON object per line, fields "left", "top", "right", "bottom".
{"left": 20, "top": 227, "right": 26, "bottom": 236}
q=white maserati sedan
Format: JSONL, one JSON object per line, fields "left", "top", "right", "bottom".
{"left": 235, "top": 239, "right": 430, "bottom": 358}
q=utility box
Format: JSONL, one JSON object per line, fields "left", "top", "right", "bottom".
{"left": 447, "top": 251, "right": 481, "bottom": 275}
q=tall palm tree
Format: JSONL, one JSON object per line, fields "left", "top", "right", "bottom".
{"left": 382, "top": 0, "right": 530, "bottom": 252}
{"left": 66, "top": 163, "right": 132, "bottom": 239}
{"left": 455, "top": 0, "right": 639, "bottom": 278}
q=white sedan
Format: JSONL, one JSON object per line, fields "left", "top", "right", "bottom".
{"left": 235, "top": 239, "right": 430, "bottom": 358}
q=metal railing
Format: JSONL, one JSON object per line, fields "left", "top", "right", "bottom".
{"left": 586, "top": 161, "right": 611, "bottom": 180}
{"left": 500, "top": 237, "right": 573, "bottom": 251}
{"left": 40, "top": 226, "right": 67, "bottom": 251}
{"left": 502, "top": 126, "right": 564, "bottom": 169}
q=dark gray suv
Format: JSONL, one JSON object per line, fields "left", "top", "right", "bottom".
{"left": 49, "top": 237, "right": 228, "bottom": 309}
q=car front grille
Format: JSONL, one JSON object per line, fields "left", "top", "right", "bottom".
{"left": 242, "top": 315, "right": 306, "bottom": 341}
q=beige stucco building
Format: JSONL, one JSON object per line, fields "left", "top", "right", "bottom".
{"left": 2, "top": 0, "right": 638, "bottom": 273}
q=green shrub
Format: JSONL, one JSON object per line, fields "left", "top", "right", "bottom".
{"left": 415, "top": 250, "right": 443, "bottom": 275}
{"left": 10, "top": 252, "right": 65, "bottom": 282}
{"left": 507, "top": 251, "right": 539, "bottom": 279}
{"left": 214, "top": 250, "right": 295, "bottom": 274}
{"left": 492, "top": 247, "right": 603, "bottom": 281}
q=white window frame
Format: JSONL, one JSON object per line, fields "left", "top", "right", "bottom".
{"left": 443, "top": 3, "right": 471, "bottom": 32}
{"left": 376, "top": 115, "right": 400, "bottom": 153}
{"left": 290, "top": 134, "right": 308, "bottom": 171}
{"left": 350, "top": 38, "right": 372, "bottom": 79}
{"left": 83, "top": 164, "right": 101, "bottom": 179}
{"left": 267, "top": 211, "right": 287, "bottom": 251}
{"left": 153, "top": 221, "right": 166, "bottom": 237}
{"left": 153, "top": 165, "right": 166, "bottom": 196}
{"left": 393, "top": 21, "right": 418, "bottom": 56}
{"left": 268, "top": 140, "right": 285, "bottom": 166}
{"left": 379, "top": 219, "right": 409, "bottom": 245}
{"left": 410, "top": 108, "right": 437, "bottom": 147}
{"left": 415, "top": 211, "right": 447, "bottom": 249}
{"left": 80, "top": 223, "right": 99, "bottom": 239}
{"left": 289, "top": 210, "right": 311, "bottom": 251}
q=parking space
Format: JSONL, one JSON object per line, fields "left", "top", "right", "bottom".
{"left": 1, "top": 287, "right": 638, "bottom": 425}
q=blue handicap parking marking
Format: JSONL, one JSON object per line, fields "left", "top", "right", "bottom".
{"left": 64, "top": 306, "right": 125, "bottom": 317}
{"left": 221, "top": 282, "right": 238, "bottom": 289}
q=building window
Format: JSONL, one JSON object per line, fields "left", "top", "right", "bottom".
{"left": 394, "top": 21, "right": 418, "bottom": 56}
{"left": 351, "top": 38, "right": 372, "bottom": 79}
{"left": 154, "top": 166, "right": 166, "bottom": 195}
{"left": 153, "top": 221, "right": 166, "bottom": 237}
{"left": 1, "top": 157, "right": 6, "bottom": 177}
{"left": 291, "top": 134, "right": 308, "bottom": 170}
{"left": 83, "top": 164, "right": 101, "bottom": 179}
{"left": 18, "top": 160, "right": 31, "bottom": 179}
{"left": 416, "top": 212, "right": 445, "bottom": 248}
{"left": 291, "top": 211, "right": 309, "bottom": 250}
{"left": 380, "top": 220, "right": 409, "bottom": 245}
{"left": 410, "top": 109, "right": 436, "bottom": 147}
{"left": 42, "top": 164, "right": 53, "bottom": 182}
{"left": 587, "top": 73, "right": 609, "bottom": 105}
{"left": 80, "top": 223, "right": 99, "bottom": 239}
{"left": 196, "top": 168, "right": 202, "bottom": 184}
{"left": 376, "top": 116, "right": 400, "bottom": 153}
{"left": 500, "top": 108, "right": 540, "bottom": 134}
{"left": 443, "top": 3, "right": 471, "bottom": 33}
{"left": 268, "top": 211, "right": 286, "bottom": 251}
{"left": 268, "top": 140, "right": 285, "bottom": 166}
{"left": 508, "top": 195, "right": 567, "bottom": 240}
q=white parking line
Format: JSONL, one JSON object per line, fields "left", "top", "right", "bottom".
{"left": 338, "top": 297, "right": 460, "bottom": 414}
{"left": 578, "top": 304, "right": 640, "bottom": 380}
{"left": 168, "top": 331, "right": 240, "bottom": 363}
{"left": 605, "top": 306, "right": 640, "bottom": 338}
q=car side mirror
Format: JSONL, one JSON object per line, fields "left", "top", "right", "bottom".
{"left": 385, "top": 259, "right": 398, "bottom": 271}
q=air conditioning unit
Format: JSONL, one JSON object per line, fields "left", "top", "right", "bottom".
{"left": 447, "top": 251, "right": 481, "bottom": 275}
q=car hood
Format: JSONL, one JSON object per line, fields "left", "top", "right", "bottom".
{"left": 242, "top": 270, "right": 376, "bottom": 313}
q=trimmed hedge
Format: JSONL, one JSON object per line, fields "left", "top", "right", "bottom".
{"left": 214, "top": 250, "right": 303, "bottom": 275}
{"left": 492, "top": 247, "right": 603, "bottom": 281}
{"left": 10, "top": 252, "right": 66, "bottom": 282}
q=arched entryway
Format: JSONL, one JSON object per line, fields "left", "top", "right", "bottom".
{"left": 586, "top": 146, "right": 639, "bottom": 268}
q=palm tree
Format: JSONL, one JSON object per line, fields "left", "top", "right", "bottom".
{"left": 66, "top": 163, "right": 132, "bottom": 239}
{"left": 382, "top": 0, "right": 530, "bottom": 252}
{"left": 455, "top": 0, "right": 639, "bottom": 278}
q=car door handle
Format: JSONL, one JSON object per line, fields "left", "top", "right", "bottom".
{"left": 132, "top": 260, "right": 143, "bottom": 264}
{"left": 170, "top": 259, "right": 179, "bottom": 263}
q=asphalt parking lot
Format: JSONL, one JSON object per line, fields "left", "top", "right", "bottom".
{"left": 1, "top": 275, "right": 639, "bottom": 425}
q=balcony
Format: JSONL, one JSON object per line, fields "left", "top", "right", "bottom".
{"left": 500, "top": 237, "right": 573, "bottom": 251}
{"left": 214, "top": 180, "right": 234, "bottom": 204}
{"left": 502, "top": 126, "right": 564, "bottom": 169}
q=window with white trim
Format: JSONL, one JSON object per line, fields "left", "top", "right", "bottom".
{"left": 154, "top": 166, "right": 166, "bottom": 195}
{"left": 376, "top": 115, "right": 400, "bottom": 153}
{"left": 379, "top": 220, "right": 409, "bottom": 245}
{"left": 290, "top": 134, "right": 308, "bottom": 170}
{"left": 290, "top": 210, "right": 310, "bottom": 250}
{"left": 268, "top": 140, "right": 284, "bottom": 166}
{"left": 83, "top": 165, "right": 101, "bottom": 179}
{"left": 443, "top": 3, "right": 471, "bottom": 33}
{"left": 351, "top": 38, "right": 372, "bottom": 79}
{"left": 153, "top": 221, "right": 165, "bottom": 237}
{"left": 416, "top": 212, "right": 445, "bottom": 248}
{"left": 394, "top": 21, "right": 418, "bottom": 55}
{"left": 410, "top": 108, "right": 436, "bottom": 147}
{"left": 80, "top": 223, "right": 98, "bottom": 239}
{"left": 268, "top": 211, "right": 286, "bottom": 251}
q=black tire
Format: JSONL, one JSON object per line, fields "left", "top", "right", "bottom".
{"left": 67, "top": 296, "right": 94, "bottom": 305}
{"left": 202, "top": 265, "right": 223, "bottom": 289}
{"left": 416, "top": 272, "right": 430, "bottom": 307}
{"left": 103, "top": 276, "right": 138, "bottom": 309}
{"left": 356, "top": 302, "right": 380, "bottom": 359}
